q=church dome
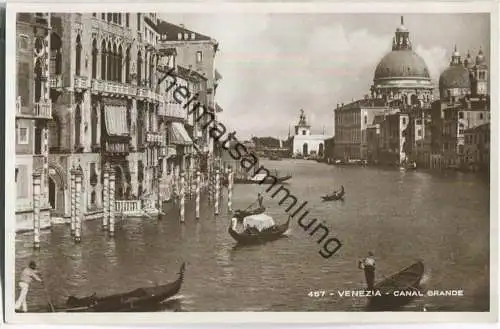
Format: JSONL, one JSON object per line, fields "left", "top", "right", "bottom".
{"left": 439, "top": 65, "right": 470, "bottom": 90}
{"left": 374, "top": 50, "right": 430, "bottom": 81}
{"left": 439, "top": 46, "right": 471, "bottom": 91}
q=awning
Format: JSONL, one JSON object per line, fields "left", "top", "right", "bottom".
{"left": 215, "top": 69, "right": 222, "bottom": 81}
{"left": 166, "top": 146, "right": 177, "bottom": 159}
{"left": 170, "top": 122, "right": 193, "bottom": 145}
{"left": 104, "top": 106, "right": 129, "bottom": 137}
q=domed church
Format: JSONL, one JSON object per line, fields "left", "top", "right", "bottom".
{"left": 438, "top": 46, "right": 488, "bottom": 101}
{"left": 370, "top": 16, "right": 434, "bottom": 107}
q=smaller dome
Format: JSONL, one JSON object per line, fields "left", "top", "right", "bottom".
{"left": 476, "top": 48, "right": 486, "bottom": 65}
{"left": 439, "top": 64, "right": 471, "bottom": 90}
{"left": 396, "top": 25, "right": 408, "bottom": 33}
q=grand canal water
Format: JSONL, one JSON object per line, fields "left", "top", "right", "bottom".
{"left": 14, "top": 159, "right": 491, "bottom": 312}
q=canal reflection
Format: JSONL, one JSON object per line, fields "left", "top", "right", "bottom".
{"left": 15, "top": 159, "right": 490, "bottom": 312}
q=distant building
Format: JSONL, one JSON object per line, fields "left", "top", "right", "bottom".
{"left": 463, "top": 123, "right": 490, "bottom": 171}
{"left": 334, "top": 99, "right": 389, "bottom": 161}
{"left": 324, "top": 137, "right": 335, "bottom": 164}
{"left": 335, "top": 17, "right": 434, "bottom": 165}
{"left": 430, "top": 46, "right": 490, "bottom": 169}
{"left": 291, "top": 109, "right": 331, "bottom": 158}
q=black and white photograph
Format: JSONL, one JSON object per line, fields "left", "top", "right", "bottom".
{"left": 4, "top": 1, "right": 497, "bottom": 324}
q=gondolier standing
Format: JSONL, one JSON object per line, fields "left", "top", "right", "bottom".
{"left": 15, "top": 260, "right": 42, "bottom": 312}
{"left": 359, "top": 252, "right": 376, "bottom": 290}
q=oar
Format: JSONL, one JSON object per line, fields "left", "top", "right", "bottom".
{"left": 243, "top": 200, "right": 257, "bottom": 211}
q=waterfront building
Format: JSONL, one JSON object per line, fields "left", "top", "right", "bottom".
{"left": 323, "top": 137, "right": 335, "bottom": 164}
{"left": 335, "top": 17, "right": 434, "bottom": 165}
{"left": 157, "top": 20, "right": 222, "bottom": 163}
{"left": 15, "top": 13, "right": 220, "bottom": 230}
{"left": 430, "top": 47, "right": 490, "bottom": 169}
{"left": 463, "top": 123, "right": 490, "bottom": 172}
{"left": 291, "top": 109, "right": 331, "bottom": 158}
{"left": 15, "top": 13, "right": 53, "bottom": 230}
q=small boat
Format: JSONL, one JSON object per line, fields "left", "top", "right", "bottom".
{"left": 49, "top": 263, "right": 186, "bottom": 312}
{"left": 233, "top": 206, "right": 266, "bottom": 220}
{"left": 367, "top": 261, "right": 425, "bottom": 311}
{"left": 269, "top": 155, "right": 282, "bottom": 161}
{"left": 321, "top": 186, "right": 345, "bottom": 201}
{"left": 228, "top": 214, "right": 291, "bottom": 245}
{"left": 224, "top": 173, "right": 292, "bottom": 186}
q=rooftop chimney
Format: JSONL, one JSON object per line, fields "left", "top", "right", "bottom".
{"left": 180, "top": 24, "right": 185, "bottom": 28}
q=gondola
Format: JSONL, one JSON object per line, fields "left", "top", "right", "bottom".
{"left": 228, "top": 215, "right": 291, "bottom": 245}
{"left": 233, "top": 206, "right": 266, "bottom": 220}
{"left": 321, "top": 186, "right": 345, "bottom": 201}
{"left": 366, "top": 261, "right": 425, "bottom": 311}
{"left": 48, "top": 262, "right": 186, "bottom": 312}
{"left": 223, "top": 174, "right": 292, "bottom": 186}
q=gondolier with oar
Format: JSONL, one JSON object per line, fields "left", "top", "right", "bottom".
{"left": 15, "top": 260, "right": 42, "bottom": 312}
{"left": 358, "top": 252, "right": 376, "bottom": 290}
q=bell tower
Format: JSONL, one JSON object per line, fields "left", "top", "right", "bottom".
{"left": 294, "top": 109, "right": 311, "bottom": 136}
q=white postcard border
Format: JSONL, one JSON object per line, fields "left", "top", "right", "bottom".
{"left": 4, "top": 1, "right": 499, "bottom": 325}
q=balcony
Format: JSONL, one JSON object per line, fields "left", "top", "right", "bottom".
{"left": 91, "top": 79, "right": 137, "bottom": 98}
{"left": 162, "top": 103, "right": 187, "bottom": 120}
{"left": 34, "top": 100, "right": 53, "bottom": 119}
{"left": 49, "top": 75, "right": 63, "bottom": 90}
{"left": 146, "top": 131, "right": 163, "bottom": 144}
{"left": 91, "top": 17, "right": 133, "bottom": 40}
{"left": 74, "top": 76, "right": 89, "bottom": 91}
{"left": 104, "top": 141, "right": 129, "bottom": 154}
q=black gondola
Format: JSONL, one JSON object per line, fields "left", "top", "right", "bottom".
{"left": 223, "top": 174, "right": 292, "bottom": 186}
{"left": 233, "top": 206, "right": 266, "bottom": 220}
{"left": 48, "top": 262, "right": 186, "bottom": 312}
{"left": 321, "top": 186, "right": 345, "bottom": 201}
{"left": 228, "top": 216, "right": 291, "bottom": 245}
{"left": 367, "top": 261, "right": 425, "bottom": 311}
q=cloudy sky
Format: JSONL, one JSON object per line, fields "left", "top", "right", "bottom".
{"left": 162, "top": 13, "right": 490, "bottom": 139}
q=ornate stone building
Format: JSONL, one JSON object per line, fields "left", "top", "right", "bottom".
{"left": 431, "top": 46, "right": 490, "bottom": 169}
{"left": 15, "top": 13, "right": 53, "bottom": 230}
{"left": 15, "top": 13, "right": 221, "bottom": 230}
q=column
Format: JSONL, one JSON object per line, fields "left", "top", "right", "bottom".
{"left": 74, "top": 167, "right": 82, "bottom": 243}
{"left": 227, "top": 168, "right": 233, "bottom": 213}
{"left": 109, "top": 167, "right": 116, "bottom": 237}
{"left": 43, "top": 125, "right": 49, "bottom": 206}
{"left": 195, "top": 171, "right": 200, "bottom": 219}
{"left": 32, "top": 171, "right": 42, "bottom": 250}
{"left": 103, "top": 164, "right": 109, "bottom": 230}
{"left": 180, "top": 172, "right": 185, "bottom": 222}
{"left": 70, "top": 166, "right": 76, "bottom": 236}
{"left": 215, "top": 169, "right": 220, "bottom": 215}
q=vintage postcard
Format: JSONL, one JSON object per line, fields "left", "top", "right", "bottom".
{"left": 4, "top": 0, "right": 498, "bottom": 325}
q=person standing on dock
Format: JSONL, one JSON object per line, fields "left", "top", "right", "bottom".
{"left": 359, "top": 252, "right": 376, "bottom": 290}
{"left": 15, "top": 260, "right": 42, "bottom": 312}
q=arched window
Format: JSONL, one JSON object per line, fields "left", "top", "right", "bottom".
{"left": 149, "top": 53, "right": 155, "bottom": 86}
{"left": 91, "top": 102, "right": 98, "bottom": 146}
{"left": 117, "top": 45, "right": 123, "bottom": 82}
{"left": 101, "top": 40, "right": 106, "bottom": 80}
{"left": 125, "top": 47, "right": 130, "bottom": 83}
{"left": 107, "top": 41, "right": 112, "bottom": 81}
{"left": 91, "top": 39, "right": 98, "bottom": 79}
{"left": 50, "top": 33, "right": 62, "bottom": 75}
{"left": 144, "top": 51, "right": 149, "bottom": 87}
{"left": 75, "top": 104, "right": 82, "bottom": 148}
{"left": 137, "top": 51, "right": 142, "bottom": 86}
{"left": 75, "top": 35, "right": 82, "bottom": 76}
{"left": 34, "top": 58, "right": 43, "bottom": 102}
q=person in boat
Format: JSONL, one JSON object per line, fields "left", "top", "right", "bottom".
{"left": 358, "top": 252, "right": 376, "bottom": 290}
{"left": 257, "top": 193, "right": 264, "bottom": 208}
{"left": 332, "top": 185, "right": 344, "bottom": 198}
{"left": 15, "top": 260, "right": 42, "bottom": 312}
